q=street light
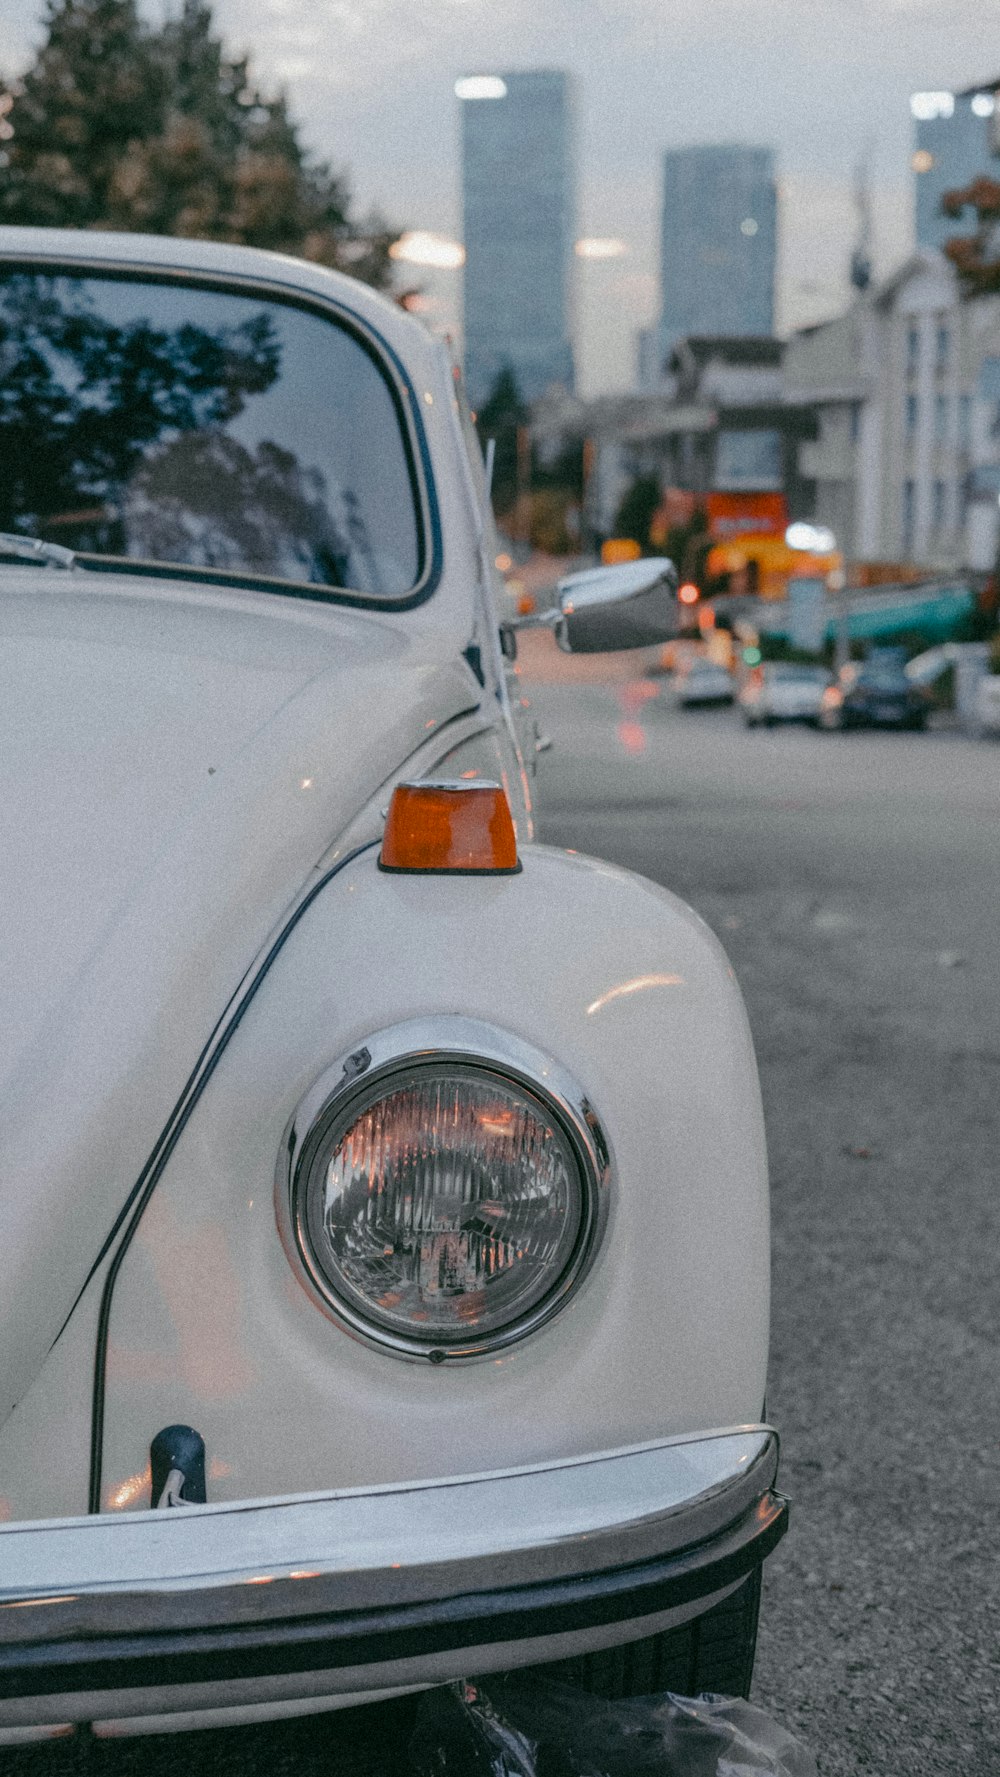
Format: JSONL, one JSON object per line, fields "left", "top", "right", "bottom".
{"left": 389, "top": 231, "right": 465, "bottom": 269}
{"left": 455, "top": 76, "right": 507, "bottom": 100}
{"left": 574, "top": 238, "right": 628, "bottom": 260}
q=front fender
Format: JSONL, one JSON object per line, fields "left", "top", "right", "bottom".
{"left": 92, "top": 842, "right": 769, "bottom": 1510}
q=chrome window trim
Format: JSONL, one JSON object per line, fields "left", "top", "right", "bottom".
{"left": 0, "top": 252, "right": 442, "bottom": 611}
{"left": 277, "top": 1017, "right": 613, "bottom": 1362}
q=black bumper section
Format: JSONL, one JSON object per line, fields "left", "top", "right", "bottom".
{"left": 0, "top": 1491, "right": 787, "bottom": 1701}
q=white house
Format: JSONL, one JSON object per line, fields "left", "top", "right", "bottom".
{"left": 784, "top": 251, "right": 1000, "bottom": 574}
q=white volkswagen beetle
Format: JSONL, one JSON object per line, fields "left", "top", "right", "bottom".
{"left": 0, "top": 228, "right": 783, "bottom": 1743}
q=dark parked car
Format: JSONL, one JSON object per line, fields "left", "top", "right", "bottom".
{"left": 820, "top": 660, "right": 932, "bottom": 731}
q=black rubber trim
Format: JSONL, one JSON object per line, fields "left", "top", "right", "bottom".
{"left": 377, "top": 860, "right": 523, "bottom": 876}
{"left": 86, "top": 841, "right": 380, "bottom": 1514}
{"left": 0, "top": 1494, "right": 787, "bottom": 1701}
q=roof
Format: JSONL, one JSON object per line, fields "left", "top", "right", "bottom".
{"left": 0, "top": 225, "right": 434, "bottom": 370}
{"left": 668, "top": 336, "right": 785, "bottom": 370}
{"left": 956, "top": 75, "right": 1000, "bottom": 97}
{"left": 871, "top": 247, "right": 955, "bottom": 310}
{"left": 792, "top": 248, "right": 955, "bottom": 327}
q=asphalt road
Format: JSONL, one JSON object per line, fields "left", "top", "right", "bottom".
{"left": 527, "top": 675, "right": 1000, "bottom": 1777}
{"left": 11, "top": 670, "right": 999, "bottom": 1776}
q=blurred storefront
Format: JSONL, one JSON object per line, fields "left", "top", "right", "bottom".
{"left": 531, "top": 335, "right": 817, "bottom": 551}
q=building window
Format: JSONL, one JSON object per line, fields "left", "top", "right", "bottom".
{"left": 905, "top": 392, "right": 919, "bottom": 440}
{"left": 714, "top": 428, "right": 783, "bottom": 490}
{"left": 932, "top": 478, "right": 946, "bottom": 533}
{"left": 907, "top": 324, "right": 920, "bottom": 376}
{"left": 958, "top": 393, "right": 972, "bottom": 450}
{"left": 958, "top": 473, "right": 970, "bottom": 530}
{"left": 902, "top": 479, "right": 916, "bottom": 554}
{"left": 849, "top": 402, "right": 861, "bottom": 444}
{"left": 935, "top": 323, "right": 950, "bottom": 373}
{"left": 977, "top": 357, "right": 1000, "bottom": 440}
{"left": 934, "top": 393, "right": 948, "bottom": 444}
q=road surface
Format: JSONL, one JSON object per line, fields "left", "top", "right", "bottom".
{"left": 527, "top": 667, "right": 1000, "bottom": 1777}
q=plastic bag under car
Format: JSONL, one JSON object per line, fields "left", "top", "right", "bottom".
{"left": 409, "top": 1675, "right": 818, "bottom": 1777}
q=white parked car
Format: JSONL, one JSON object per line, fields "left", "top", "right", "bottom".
{"left": 675, "top": 660, "right": 736, "bottom": 706}
{"left": 739, "top": 663, "right": 832, "bottom": 728}
{"left": 0, "top": 228, "right": 783, "bottom": 1743}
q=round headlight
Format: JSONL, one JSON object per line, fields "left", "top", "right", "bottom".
{"left": 285, "top": 1027, "right": 608, "bottom": 1359}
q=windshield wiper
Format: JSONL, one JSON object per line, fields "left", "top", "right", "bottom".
{"left": 0, "top": 532, "right": 77, "bottom": 571}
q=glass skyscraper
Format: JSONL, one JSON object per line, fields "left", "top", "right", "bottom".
{"left": 911, "top": 82, "right": 999, "bottom": 252}
{"left": 651, "top": 145, "right": 776, "bottom": 378}
{"left": 460, "top": 70, "right": 575, "bottom": 409}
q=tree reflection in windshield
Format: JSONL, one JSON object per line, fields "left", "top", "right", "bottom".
{"left": 125, "top": 433, "right": 353, "bottom": 585}
{"left": 0, "top": 273, "right": 419, "bottom": 595}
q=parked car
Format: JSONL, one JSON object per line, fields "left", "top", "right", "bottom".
{"left": 738, "top": 662, "right": 832, "bottom": 727}
{"left": 0, "top": 228, "right": 784, "bottom": 1743}
{"left": 820, "top": 659, "right": 933, "bottom": 730}
{"left": 675, "top": 659, "right": 736, "bottom": 706}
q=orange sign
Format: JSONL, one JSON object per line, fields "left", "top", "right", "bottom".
{"left": 704, "top": 492, "right": 788, "bottom": 541}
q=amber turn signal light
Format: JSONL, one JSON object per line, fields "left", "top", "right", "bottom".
{"left": 379, "top": 780, "right": 520, "bottom": 874}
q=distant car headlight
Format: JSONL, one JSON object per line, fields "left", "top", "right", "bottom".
{"left": 281, "top": 1021, "right": 610, "bottom": 1360}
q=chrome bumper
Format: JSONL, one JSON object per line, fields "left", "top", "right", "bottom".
{"left": 0, "top": 1427, "right": 785, "bottom": 1719}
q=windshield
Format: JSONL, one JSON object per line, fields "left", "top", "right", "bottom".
{"left": 769, "top": 666, "right": 828, "bottom": 683}
{"left": 0, "top": 271, "right": 422, "bottom": 598}
{"left": 855, "top": 668, "right": 908, "bottom": 690}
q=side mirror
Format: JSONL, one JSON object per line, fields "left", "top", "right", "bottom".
{"left": 554, "top": 557, "right": 679, "bottom": 653}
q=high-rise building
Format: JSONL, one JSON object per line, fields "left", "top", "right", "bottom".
{"left": 641, "top": 145, "right": 776, "bottom": 386}
{"left": 912, "top": 80, "right": 1000, "bottom": 252}
{"left": 459, "top": 69, "right": 575, "bottom": 408}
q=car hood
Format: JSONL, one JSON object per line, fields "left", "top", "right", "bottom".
{"left": 768, "top": 682, "right": 824, "bottom": 707}
{"left": 0, "top": 568, "right": 480, "bottom": 1424}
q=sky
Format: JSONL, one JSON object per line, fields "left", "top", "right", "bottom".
{"left": 2, "top": 0, "right": 998, "bottom": 394}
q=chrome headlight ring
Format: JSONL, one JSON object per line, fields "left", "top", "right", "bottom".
{"left": 277, "top": 1018, "right": 612, "bottom": 1363}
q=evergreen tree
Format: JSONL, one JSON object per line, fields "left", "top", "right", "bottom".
{"left": 475, "top": 365, "right": 528, "bottom": 515}
{"left": 0, "top": 0, "right": 164, "bottom": 231}
{"left": 613, "top": 474, "right": 661, "bottom": 551}
{"left": 0, "top": 0, "right": 395, "bottom": 288}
